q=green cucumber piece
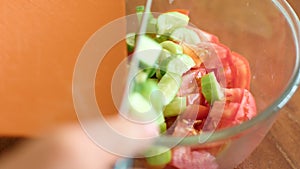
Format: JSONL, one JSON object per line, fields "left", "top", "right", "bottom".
{"left": 163, "top": 96, "right": 187, "bottom": 117}
{"left": 157, "top": 12, "right": 190, "bottom": 35}
{"left": 201, "top": 72, "right": 224, "bottom": 103}
{"left": 156, "top": 49, "right": 172, "bottom": 80}
{"left": 147, "top": 17, "right": 157, "bottom": 33}
{"left": 129, "top": 92, "right": 164, "bottom": 123}
{"left": 126, "top": 33, "right": 136, "bottom": 53}
{"left": 159, "top": 122, "right": 167, "bottom": 133}
{"left": 134, "top": 79, "right": 158, "bottom": 101}
{"left": 171, "top": 27, "right": 201, "bottom": 45}
{"left": 154, "top": 35, "right": 170, "bottom": 43}
{"left": 157, "top": 49, "right": 172, "bottom": 65}
{"left": 138, "top": 61, "right": 157, "bottom": 78}
{"left": 134, "top": 71, "right": 148, "bottom": 83}
{"left": 160, "top": 54, "right": 195, "bottom": 76}
{"left": 158, "top": 72, "right": 182, "bottom": 105}
{"left": 145, "top": 146, "right": 172, "bottom": 166}
{"left": 135, "top": 35, "right": 162, "bottom": 67}
{"left": 136, "top": 6, "right": 145, "bottom": 23}
{"left": 177, "top": 54, "right": 196, "bottom": 71}
{"left": 129, "top": 92, "right": 151, "bottom": 114}
{"left": 136, "top": 6, "right": 157, "bottom": 33}
{"left": 160, "top": 41, "right": 183, "bottom": 54}
{"left": 133, "top": 79, "right": 165, "bottom": 114}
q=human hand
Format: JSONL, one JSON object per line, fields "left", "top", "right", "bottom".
{"left": 0, "top": 116, "right": 158, "bottom": 169}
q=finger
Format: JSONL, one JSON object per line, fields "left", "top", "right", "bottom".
{"left": 0, "top": 115, "right": 159, "bottom": 169}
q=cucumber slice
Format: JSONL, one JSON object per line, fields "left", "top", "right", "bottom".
{"left": 147, "top": 17, "right": 157, "bottom": 33}
{"left": 156, "top": 69, "right": 163, "bottom": 80}
{"left": 171, "top": 27, "right": 201, "bottom": 45}
{"left": 135, "top": 35, "right": 162, "bottom": 67}
{"left": 134, "top": 79, "right": 158, "bottom": 101}
{"left": 129, "top": 92, "right": 151, "bottom": 114}
{"left": 133, "top": 79, "right": 165, "bottom": 114}
{"left": 136, "top": 5, "right": 145, "bottom": 23}
{"left": 145, "top": 146, "right": 172, "bottom": 166}
{"left": 158, "top": 72, "right": 182, "bottom": 105}
{"left": 129, "top": 92, "right": 164, "bottom": 123}
{"left": 177, "top": 54, "right": 196, "bottom": 71}
{"left": 156, "top": 49, "right": 172, "bottom": 80}
{"left": 157, "top": 12, "right": 189, "bottom": 35}
{"left": 157, "top": 49, "right": 172, "bottom": 65}
{"left": 159, "top": 122, "right": 167, "bottom": 133}
{"left": 160, "top": 54, "right": 195, "bottom": 76}
{"left": 136, "top": 6, "right": 157, "bottom": 33}
{"left": 126, "top": 33, "right": 136, "bottom": 53}
{"left": 154, "top": 35, "right": 169, "bottom": 43}
{"left": 160, "top": 40, "right": 183, "bottom": 54}
{"left": 134, "top": 71, "right": 148, "bottom": 83}
{"left": 138, "top": 62, "right": 157, "bottom": 78}
{"left": 163, "top": 96, "right": 187, "bottom": 117}
{"left": 201, "top": 72, "right": 224, "bottom": 103}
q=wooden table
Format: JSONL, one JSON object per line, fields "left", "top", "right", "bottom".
{"left": 236, "top": 88, "right": 300, "bottom": 169}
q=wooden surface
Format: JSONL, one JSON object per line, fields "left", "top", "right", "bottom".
{"left": 235, "top": 89, "right": 300, "bottom": 169}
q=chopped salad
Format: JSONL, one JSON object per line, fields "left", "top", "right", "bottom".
{"left": 126, "top": 6, "right": 257, "bottom": 169}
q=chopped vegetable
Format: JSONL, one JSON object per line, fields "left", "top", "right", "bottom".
{"left": 135, "top": 35, "right": 162, "bottom": 67}
{"left": 126, "top": 33, "right": 136, "bottom": 53}
{"left": 160, "top": 54, "right": 195, "bottom": 76}
{"left": 163, "top": 96, "right": 187, "bottom": 117}
{"left": 158, "top": 72, "right": 182, "bottom": 105}
{"left": 145, "top": 146, "right": 172, "bottom": 166}
{"left": 171, "top": 27, "right": 201, "bottom": 45}
{"left": 160, "top": 40, "right": 183, "bottom": 54}
{"left": 201, "top": 72, "right": 224, "bottom": 104}
{"left": 126, "top": 7, "right": 257, "bottom": 168}
{"left": 157, "top": 12, "right": 190, "bottom": 35}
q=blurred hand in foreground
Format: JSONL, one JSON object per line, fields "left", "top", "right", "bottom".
{"left": 0, "top": 116, "right": 158, "bottom": 169}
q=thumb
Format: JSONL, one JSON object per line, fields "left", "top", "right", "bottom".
{"left": 82, "top": 115, "right": 160, "bottom": 158}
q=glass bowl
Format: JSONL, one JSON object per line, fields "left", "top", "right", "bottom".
{"left": 125, "top": 0, "right": 300, "bottom": 168}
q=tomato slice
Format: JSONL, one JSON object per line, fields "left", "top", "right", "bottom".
{"left": 178, "top": 67, "right": 207, "bottom": 97}
{"left": 167, "top": 9, "right": 190, "bottom": 16}
{"left": 219, "top": 88, "right": 257, "bottom": 129}
{"left": 201, "top": 88, "right": 256, "bottom": 130}
{"left": 196, "top": 42, "right": 234, "bottom": 88}
{"left": 230, "top": 52, "right": 251, "bottom": 89}
{"left": 180, "top": 104, "right": 210, "bottom": 120}
{"left": 170, "top": 147, "right": 218, "bottom": 169}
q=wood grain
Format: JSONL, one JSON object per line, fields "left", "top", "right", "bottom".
{"left": 235, "top": 89, "right": 300, "bottom": 169}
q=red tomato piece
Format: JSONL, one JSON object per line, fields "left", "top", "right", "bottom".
{"left": 177, "top": 67, "right": 206, "bottom": 96}
{"left": 199, "top": 30, "right": 220, "bottom": 43}
{"left": 201, "top": 88, "right": 256, "bottom": 130}
{"left": 181, "top": 104, "right": 210, "bottom": 120}
{"left": 171, "top": 147, "right": 218, "bottom": 169}
{"left": 196, "top": 42, "right": 234, "bottom": 88}
{"left": 231, "top": 52, "right": 251, "bottom": 89}
{"left": 219, "top": 88, "right": 257, "bottom": 129}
